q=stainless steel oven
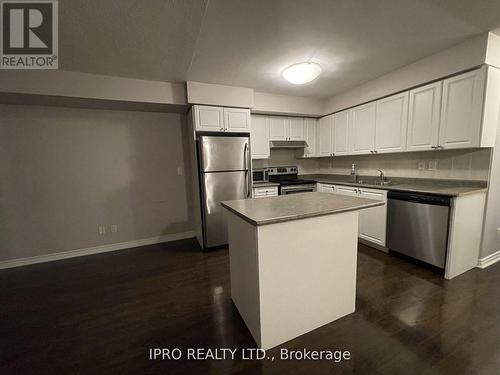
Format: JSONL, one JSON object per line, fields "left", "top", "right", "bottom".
{"left": 267, "top": 166, "right": 317, "bottom": 195}
{"left": 280, "top": 184, "right": 317, "bottom": 195}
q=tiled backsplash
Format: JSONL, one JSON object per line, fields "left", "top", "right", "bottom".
{"left": 253, "top": 148, "right": 492, "bottom": 181}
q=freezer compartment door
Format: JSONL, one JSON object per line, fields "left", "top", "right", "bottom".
{"left": 199, "top": 135, "right": 249, "bottom": 172}
{"left": 387, "top": 199, "right": 449, "bottom": 268}
{"left": 201, "top": 171, "right": 249, "bottom": 248}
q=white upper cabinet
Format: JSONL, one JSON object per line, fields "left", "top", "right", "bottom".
{"left": 315, "top": 66, "right": 493, "bottom": 155}
{"left": 407, "top": 81, "right": 442, "bottom": 151}
{"left": 288, "top": 118, "right": 305, "bottom": 140}
{"left": 250, "top": 115, "right": 270, "bottom": 159}
{"left": 439, "top": 68, "right": 485, "bottom": 149}
{"left": 194, "top": 105, "right": 224, "bottom": 132}
{"left": 270, "top": 117, "right": 304, "bottom": 141}
{"left": 224, "top": 107, "right": 251, "bottom": 133}
{"left": 350, "top": 102, "right": 376, "bottom": 154}
{"left": 318, "top": 115, "right": 334, "bottom": 156}
{"left": 375, "top": 92, "right": 409, "bottom": 153}
{"left": 269, "top": 116, "right": 287, "bottom": 140}
{"left": 194, "top": 105, "right": 250, "bottom": 133}
{"left": 299, "top": 118, "right": 317, "bottom": 158}
{"left": 333, "top": 110, "right": 350, "bottom": 156}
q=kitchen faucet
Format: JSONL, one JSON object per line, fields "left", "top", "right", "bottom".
{"left": 377, "top": 169, "right": 386, "bottom": 182}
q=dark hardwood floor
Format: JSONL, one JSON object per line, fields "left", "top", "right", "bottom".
{"left": 1, "top": 239, "right": 500, "bottom": 375}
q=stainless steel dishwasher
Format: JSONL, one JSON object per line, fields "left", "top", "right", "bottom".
{"left": 387, "top": 191, "right": 451, "bottom": 268}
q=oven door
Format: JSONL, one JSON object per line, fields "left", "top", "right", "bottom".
{"left": 280, "top": 184, "right": 317, "bottom": 195}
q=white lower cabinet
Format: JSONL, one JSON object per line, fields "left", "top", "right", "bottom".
{"left": 357, "top": 188, "right": 387, "bottom": 248}
{"left": 253, "top": 186, "right": 278, "bottom": 198}
{"left": 319, "top": 183, "right": 387, "bottom": 248}
{"left": 318, "top": 183, "right": 336, "bottom": 193}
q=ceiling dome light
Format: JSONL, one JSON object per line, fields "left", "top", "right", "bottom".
{"left": 282, "top": 62, "right": 322, "bottom": 84}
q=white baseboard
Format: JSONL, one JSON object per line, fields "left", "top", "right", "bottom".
{"left": 477, "top": 250, "right": 500, "bottom": 269}
{"left": 0, "top": 231, "right": 195, "bottom": 270}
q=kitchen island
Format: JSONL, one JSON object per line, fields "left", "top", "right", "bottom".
{"left": 221, "top": 192, "right": 383, "bottom": 349}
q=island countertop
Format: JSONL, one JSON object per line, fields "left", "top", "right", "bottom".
{"left": 221, "top": 192, "right": 384, "bottom": 226}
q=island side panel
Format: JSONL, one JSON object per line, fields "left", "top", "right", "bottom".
{"left": 226, "top": 211, "right": 262, "bottom": 346}
{"left": 257, "top": 211, "right": 359, "bottom": 350}
{"left": 445, "top": 192, "right": 486, "bottom": 279}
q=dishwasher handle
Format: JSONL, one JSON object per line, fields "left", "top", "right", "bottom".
{"left": 387, "top": 191, "right": 451, "bottom": 206}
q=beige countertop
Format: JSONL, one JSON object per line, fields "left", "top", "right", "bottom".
{"left": 221, "top": 192, "right": 383, "bottom": 226}
{"left": 301, "top": 174, "right": 488, "bottom": 197}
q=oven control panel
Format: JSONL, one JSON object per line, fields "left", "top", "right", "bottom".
{"left": 268, "top": 166, "right": 297, "bottom": 175}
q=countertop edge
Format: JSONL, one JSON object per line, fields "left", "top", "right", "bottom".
{"left": 305, "top": 176, "right": 488, "bottom": 197}
{"left": 252, "top": 182, "right": 280, "bottom": 188}
{"left": 221, "top": 200, "right": 384, "bottom": 226}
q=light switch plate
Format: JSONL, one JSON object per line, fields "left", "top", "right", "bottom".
{"left": 428, "top": 160, "right": 438, "bottom": 171}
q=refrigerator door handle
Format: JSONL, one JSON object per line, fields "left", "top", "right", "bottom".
{"left": 244, "top": 142, "right": 249, "bottom": 170}
{"left": 245, "top": 170, "right": 251, "bottom": 198}
{"left": 244, "top": 142, "right": 251, "bottom": 198}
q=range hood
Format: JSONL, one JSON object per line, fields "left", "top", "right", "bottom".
{"left": 269, "top": 140, "right": 308, "bottom": 149}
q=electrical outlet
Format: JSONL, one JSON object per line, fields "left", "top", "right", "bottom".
{"left": 428, "top": 160, "right": 438, "bottom": 171}
{"left": 98, "top": 225, "right": 106, "bottom": 235}
{"left": 177, "top": 167, "right": 183, "bottom": 176}
{"left": 418, "top": 161, "right": 426, "bottom": 170}
{"left": 110, "top": 224, "right": 118, "bottom": 233}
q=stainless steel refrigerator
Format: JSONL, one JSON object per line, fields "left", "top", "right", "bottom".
{"left": 197, "top": 135, "right": 251, "bottom": 248}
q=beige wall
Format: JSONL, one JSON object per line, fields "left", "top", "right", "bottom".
{"left": 0, "top": 105, "right": 193, "bottom": 262}
{"left": 323, "top": 34, "right": 489, "bottom": 115}
{"left": 253, "top": 92, "right": 324, "bottom": 117}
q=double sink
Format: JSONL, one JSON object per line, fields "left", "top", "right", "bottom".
{"left": 339, "top": 178, "right": 397, "bottom": 187}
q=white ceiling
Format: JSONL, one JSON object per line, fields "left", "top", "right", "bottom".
{"left": 60, "top": 0, "right": 500, "bottom": 99}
